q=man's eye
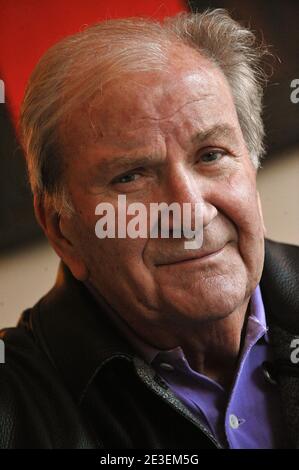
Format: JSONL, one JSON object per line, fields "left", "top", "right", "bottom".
{"left": 200, "top": 150, "right": 226, "bottom": 163}
{"left": 113, "top": 172, "right": 141, "bottom": 184}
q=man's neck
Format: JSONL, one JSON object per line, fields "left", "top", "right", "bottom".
{"left": 132, "top": 298, "right": 251, "bottom": 389}
{"left": 180, "top": 304, "right": 250, "bottom": 388}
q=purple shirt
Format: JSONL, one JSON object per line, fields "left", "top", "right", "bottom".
{"left": 89, "top": 284, "right": 285, "bottom": 448}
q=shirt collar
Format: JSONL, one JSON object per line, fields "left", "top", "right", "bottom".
{"left": 248, "top": 284, "right": 269, "bottom": 343}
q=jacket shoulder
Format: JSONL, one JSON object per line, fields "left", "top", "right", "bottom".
{"left": 261, "top": 239, "right": 299, "bottom": 331}
{"left": 0, "top": 313, "right": 85, "bottom": 448}
{"left": 264, "top": 238, "right": 299, "bottom": 273}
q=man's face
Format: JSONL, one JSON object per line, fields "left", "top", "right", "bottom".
{"left": 60, "top": 46, "right": 265, "bottom": 330}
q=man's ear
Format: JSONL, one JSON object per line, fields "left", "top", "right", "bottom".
{"left": 33, "top": 194, "right": 89, "bottom": 281}
{"left": 257, "top": 191, "right": 267, "bottom": 236}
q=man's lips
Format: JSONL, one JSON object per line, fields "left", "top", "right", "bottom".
{"left": 155, "top": 244, "right": 227, "bottom": 266}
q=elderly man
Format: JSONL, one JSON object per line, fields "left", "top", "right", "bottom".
{"left": 0, "top": 9, "right": 298, "bottom": 449}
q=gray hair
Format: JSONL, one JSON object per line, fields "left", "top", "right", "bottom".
{"left": 20, "top": 9, "right": 268, "bottom": 214}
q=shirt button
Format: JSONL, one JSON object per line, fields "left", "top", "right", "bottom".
{"left": 159, "top": 362, "right": 174, "bottom": 371}
{"left": 229, "top": 414, "right": 240, "bottom": 429}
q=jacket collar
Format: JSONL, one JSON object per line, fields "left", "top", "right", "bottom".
{"left": 260, "top": 239, "right": 299, "bottom": 333}
{"left": 28, "top": 263, "right": 136, "bottom": 403}
{"left": 260, "top": 239, "right": 299, "bottom": 447}
{"left": 26, "top": 239, "right": 299, "bottom": 408}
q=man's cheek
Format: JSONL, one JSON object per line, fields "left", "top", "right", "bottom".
{"left": 226, "top": 175, "right": 259, "bottom": 225}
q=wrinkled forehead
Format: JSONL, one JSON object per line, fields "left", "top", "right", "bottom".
{"left": 61, "top": 50, "right": 238, "bottom": 151}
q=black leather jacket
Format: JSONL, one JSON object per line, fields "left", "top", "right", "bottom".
{"left": 0, "top": 239, "right": 298, "bottom": 448}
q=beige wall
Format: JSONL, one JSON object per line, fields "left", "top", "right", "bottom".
{"left": 257, "top": 147, "right": 299, "bottom": 246}
{"left": 0, "top": 242, "right": 59, "bottom": 328}
{"left": 0, "top": 148, "right": 298, "bottom": 329}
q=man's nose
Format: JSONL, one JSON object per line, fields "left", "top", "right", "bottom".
{"left": 160, "top": 165, "right": 218, "bottom": 229}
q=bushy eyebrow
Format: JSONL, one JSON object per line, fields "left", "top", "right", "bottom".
{"left": 93, "top": 123, "right": 238, "bottom": 177}
{"left": 94, "top": 153, "right": 162, "bottom": 177}
{"left": 191, "top": 124, "right": 238, "bottom": 145}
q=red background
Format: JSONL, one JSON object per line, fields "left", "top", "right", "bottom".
{"left": 0, "top": 0, "right": 186, "bottom": 126}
